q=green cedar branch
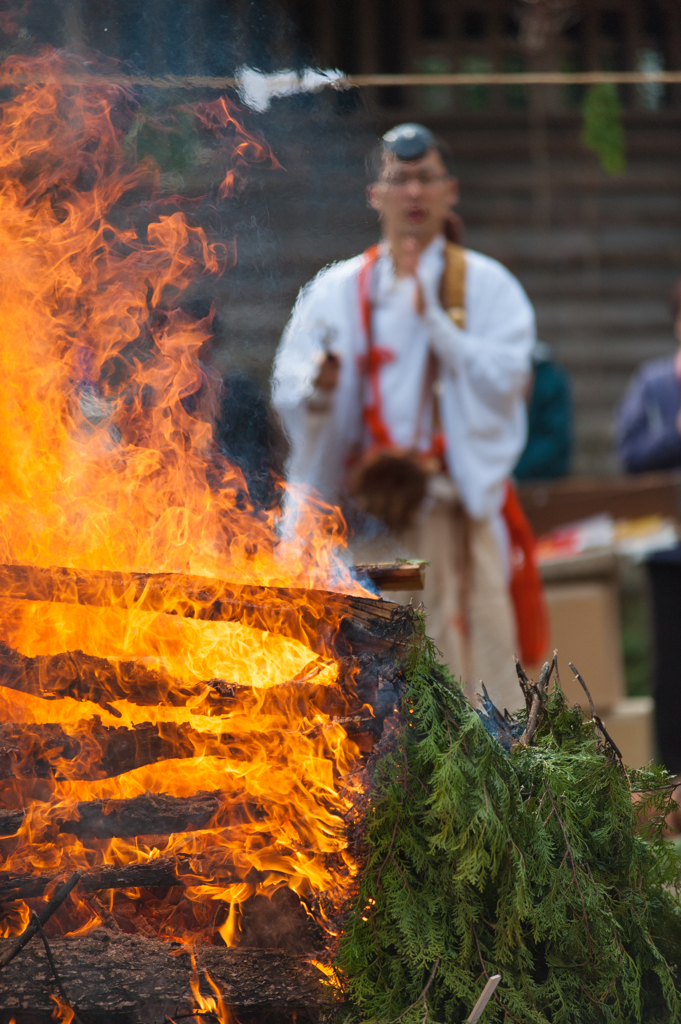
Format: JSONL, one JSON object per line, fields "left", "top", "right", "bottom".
{"left": 335, "top": 620, "right": 681, "bottom": 1024}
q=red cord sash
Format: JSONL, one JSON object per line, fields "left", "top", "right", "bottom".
{"left": 356, "top": 244, "right": 548, "bottom": 666}
{"left": 357, "top": 244, "right": 393, "bottom": 447}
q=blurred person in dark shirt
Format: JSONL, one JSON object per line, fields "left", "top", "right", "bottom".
{"left": 617, "top": 282, "right": 681, "bottom": 474}
{"left": 515, "top": 342, "right": 572, "bottom": 481}
{"left": 616, "top": 281, "right": 681, "bottom": 783}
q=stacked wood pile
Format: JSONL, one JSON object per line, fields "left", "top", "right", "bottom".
{"left": 0, "top": 562, "right": 415, "bottom": 1023}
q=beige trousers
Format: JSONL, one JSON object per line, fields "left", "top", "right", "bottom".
{"left": 352, "top": 485, "right": 523, "bottom": 713}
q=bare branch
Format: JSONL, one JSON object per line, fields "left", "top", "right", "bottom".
{"left": 0, "top": 870, "right": 82, "bottom": 969}
{"left": 518, "top": 660, "right": 554, "bottom": 746}
{"left": 32, "top": 913, "right": 86, "bottom": 1024}
{"left": 569, "top": 662, "right": 624, "bottom": 762}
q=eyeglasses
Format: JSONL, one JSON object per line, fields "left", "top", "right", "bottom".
{"left": 379, "top": 171, "right": 451, "bottom": 189}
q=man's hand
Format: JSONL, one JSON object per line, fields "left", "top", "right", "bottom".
{"left": 314, "top": 352, "right": 340, "bottom": 391}
{"left": 392, "top": 235, "right": 425, "bottom": 314}
{"left": 392, "top": 235, "right": 420, "bottom": 278}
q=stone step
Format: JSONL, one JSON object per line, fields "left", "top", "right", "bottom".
{"left": 571, "top": 373, "right": 647, "bottom": 407}
{"left": 533, "top": 297, "right": 671, "bottom": 331}
{"left": 551, "top": 339, "right": 675, "bottom": 366}
{"left": 230, "top": 224, "right": 681, "bottom": 268}
{"left": 518, "top": 266, "right": 681, "bottom": 296}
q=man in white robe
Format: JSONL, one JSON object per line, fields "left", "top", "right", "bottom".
{"left": 272, "top": 123, "right": 536, "bottom": 711}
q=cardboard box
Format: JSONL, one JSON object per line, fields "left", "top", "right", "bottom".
{"left": 541, "top": 579, "right": 626, "bottom": 713}
{"left": 601, "top": 697, "right": 654, "bottom": 769}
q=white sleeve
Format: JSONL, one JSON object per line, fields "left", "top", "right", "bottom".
{"left": 420, "top": 255, "right": 534, "bottom": 519}
{"left": 271, "top": 278, "right": 336, "bottom": 413}
{"left": 418, "top": 259, "right": 534, "bottom": 409}
{"left": 271, "top": 265, "right": 361, "bottom": 500}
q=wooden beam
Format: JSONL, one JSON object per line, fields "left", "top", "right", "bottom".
{"left": 0, "top": 790, "right": 253, "bottom": 840}
{"left": 0, "top": 694, "right": 382, "bottom": 782}
{"left": 0, "top": 641, "right": 356, "bottom": 711}
{"left": 0, "top": 563, "right": 411, "bottom": 658}
{"left": 4, "top": 69, "right": 681, "bottom": 89}
{"left": 0, "top": 937, "right": 323, "bottom": 1018}
{"left": 518, "top": 470, "right": 681, "bottom": 536}
{"left": 0, "top": 855, "right": 235, "bottom": 902}
{"left": 353, "top": 561, "right": 426, "bottom": 592}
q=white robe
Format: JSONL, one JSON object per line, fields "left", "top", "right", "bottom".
{"left": 272, "top": 235, "right": 536, "bottom": 709}
{"left": 272, "top": 234, "right": 535, "bottom": 522}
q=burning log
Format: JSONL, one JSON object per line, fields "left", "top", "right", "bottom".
{"left": 0, "top": 562, "right": 411, "bottom": 658}
{"left": 0, "top": 720, "right": 240, "bottom": 781}
{"left": 0, "top": 650, "right": 397, "bottom": 782}
{"left": 0, "top": 854, "right": 236, "bottom": 902}
{"left": 0, "top": 935, "right": 323, "bottom": 1020}
{"left": 355, "top": 560, "right": 426, "bottom": 591}
{"left": 0, "top": 710, "right": 385, "bottom": 785}
{"left": 0, "top": 638, "right": 395, "bottom": 719}
{"left": 0, "top": 641, "right": 203, "bottom": 710}
{"left": 0, "top": 710, "right": 381, "bottom": 781}
{"left": 0, "top": 789, "right": 254, "bottom": 839}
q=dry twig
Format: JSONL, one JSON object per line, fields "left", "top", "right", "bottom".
{"left": 568, "top": 662, "right": 624, "bottom": 762}
{"left": 518, "top": 660, "right": 554, "bottom": 746}
{"left": 0, "top": 870, "right": 82, "bottom": 969}
{"left": 32, "top": 912, "right": 86, "bottom": 1024}
{"left": 513, "top": 657, "right": 531, "bottom": 708}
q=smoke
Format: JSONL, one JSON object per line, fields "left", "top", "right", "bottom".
{"left": 214, "top": 369, "right": 287, "bottom": 511}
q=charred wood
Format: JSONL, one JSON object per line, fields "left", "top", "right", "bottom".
{"left": 0, "top": 789, "right": 254, "bottom": 839}
{"left": 0, "top": 715, "right": 317, "bottom": 782}
{"left": 0, "top": 638, "right": 403, "bottom": 718}
{"left": 0, "top": 719, "right": 232, "bottom": 782}
{"left": 0, "top": 854, "right": 238, "bottom": 902}
{"left": 0, "top": 677, "right": 396, "bottom": 782}
{"left": 0, "top": 638, "right": 356, "bottom": 712}
{"left": 0, "top": 808, "right": 22, "bottom": 837}
{"left": 0, "top": 562, "right": 412, "bottom": 658}
{"left": 0, "top": 641, "right": 204, "bottom": 710}
{"left": 0, "top": 642, "right": 339, "bottom": 711}
{"left": 0, "top": 934, "right": 323, "bottom": 1019}
{"left": 62, "top": 789, "right": 235, "bottom": 839}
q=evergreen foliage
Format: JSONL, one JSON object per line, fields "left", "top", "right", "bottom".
{"left": 336, "top": 619, "right": 681, "bottom": 1023}
{"left": 582, "top": 83, "right": 626, "bottom": 175}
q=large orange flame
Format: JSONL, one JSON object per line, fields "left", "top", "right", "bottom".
{"left": 0, "top": 51, "right": 370, "bottom": 947}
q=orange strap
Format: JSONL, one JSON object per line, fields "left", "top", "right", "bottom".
{"left": 502, "top": 480, "right": 549, "bottom": 665}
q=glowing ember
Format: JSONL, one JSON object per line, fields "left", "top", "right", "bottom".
{"left": 0, "top": 51, "right": 371, "bottom": 947}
